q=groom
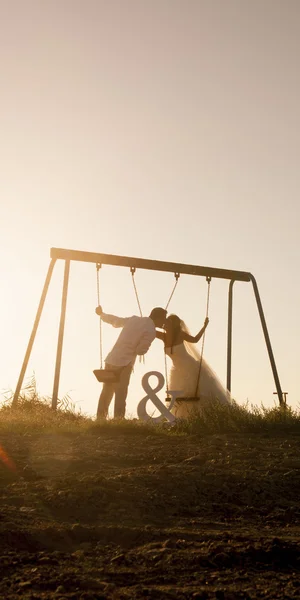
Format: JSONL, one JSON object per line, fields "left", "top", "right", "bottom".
{"left": 95, "top": 305, "right": 167, "bottom": 419}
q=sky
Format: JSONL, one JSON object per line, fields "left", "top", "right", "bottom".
{"left": 1, "top": 0, "right": 299, "bottom": 417}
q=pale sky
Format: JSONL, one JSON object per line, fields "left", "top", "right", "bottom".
{"left": 1, "top": 0, "right": 299, "bottom": 417}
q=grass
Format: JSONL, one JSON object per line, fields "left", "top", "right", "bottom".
{"left": 1, "top": 373, "right": 299, "bottom": 436}
{"left": 0, "top": 376, "right": 163, "bottom": 436}
{"left": 1, "top": 391, "right": 300, "bottom": 438}
{"left": 173, "top": 399, "right": 300, "bottom": 436}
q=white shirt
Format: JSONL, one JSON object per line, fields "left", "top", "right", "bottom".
{"left": 101, "top": 312, "right": 156, "bottom": 367}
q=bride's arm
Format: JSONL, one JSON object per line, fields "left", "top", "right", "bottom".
{"left": 182, "top": 318, "right": 209, "bottom": 343}
{"left": 155, "top": 330, "right": 165, "bottom": 342}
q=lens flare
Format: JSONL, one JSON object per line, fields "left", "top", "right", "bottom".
{"left": 0, "top": 444, "right": 17, "bottom": 472}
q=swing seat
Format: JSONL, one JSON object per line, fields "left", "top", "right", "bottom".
{"left": 176, "top": 397, "right": 201, "bottom": 402}
{"left": 93, "top": 369, "right": 120, "bottom": 383}
{"left": 165, "top": 396, "right": 201, "bottom": 403}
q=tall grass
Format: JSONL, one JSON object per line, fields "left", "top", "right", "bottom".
{"left": 0, "top": 376, "right": 86, "bottom": 433}
{"left": 0, "top": 375, "right": 161, "bottom": 436}
{"left": 1, "top": 375, "right": 300, "bottom": 436}
{"left": 173, "top": 399, "right": 300, "bottom": 435}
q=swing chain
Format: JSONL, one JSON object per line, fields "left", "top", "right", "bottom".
{"left": 165, "top": 272, "right": 180, "bottom": 310}
{"left": 130, "top": 267, "right": 143, "bottom": 317}
{"left": 164, "top": 348, "right": 170, "bottom": 399}
{"left": 164, "top": 272, "right": 180, "bottom": 399}
{"left": 96, "top": 263, "right": 103, "bottom": 369}
{"left": 194, "top": 276, "right": 211, "bottom": 397}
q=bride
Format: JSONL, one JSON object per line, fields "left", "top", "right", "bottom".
{"left": 156, "top": 314, "right": 231, "bottom": 418}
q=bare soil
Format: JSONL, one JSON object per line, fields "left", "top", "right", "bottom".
{"left": 1, "top": 427, "right": 300, "bottom": 599}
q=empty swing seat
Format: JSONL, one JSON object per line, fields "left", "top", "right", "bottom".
{"left": 165, "top": 396, "right": 203, "bottom": 420}
{"left": 165, "top": 396, "right": 202, "bottom": 404}
{"left": 169, "top": 397, "right": 201, "bottom": 402}
{"left": 93, "top": 369, "right": 120, "bottom": 383}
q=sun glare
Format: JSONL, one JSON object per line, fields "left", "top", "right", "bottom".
{"left": 0, "top": 444, "right": 16, "bottom": 472}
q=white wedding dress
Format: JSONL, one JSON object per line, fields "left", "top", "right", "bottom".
{"left": 165, "top": 341, "right": 231, "bottom": 419}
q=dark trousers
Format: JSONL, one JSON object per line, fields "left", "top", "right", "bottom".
{"left": 97, "top": 362, "right": 132, "bottom": 419}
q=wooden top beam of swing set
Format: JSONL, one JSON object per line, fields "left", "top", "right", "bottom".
{"left": 50, "top": 247, "right": 251, "bottom": 283}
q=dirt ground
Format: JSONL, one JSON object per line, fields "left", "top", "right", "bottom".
{"left": 1, "top": 426, "right": 300, "bottom": 599}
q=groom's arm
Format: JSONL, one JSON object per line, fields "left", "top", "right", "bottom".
{"left": 101, "top": 313, "right": 128, "bottom": 328}
{"left": 95, "top": 306, "right": 128, "bottom": 328}
{"left": 136, "top": 329, "right": 156, "bottom": 355}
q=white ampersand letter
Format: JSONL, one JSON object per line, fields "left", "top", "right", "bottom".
{"left": 137, "top": 371, "right": 182, "bottom": 423}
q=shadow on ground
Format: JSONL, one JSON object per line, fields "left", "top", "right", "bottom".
{"left": 1, "top": 427, "right": 300, "bottom": 598}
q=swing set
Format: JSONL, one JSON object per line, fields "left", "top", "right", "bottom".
{"left": 12, "top": 247, "right": 286, "bottom": 409}
{"left": 94, "top": 262, "right": 182, "bottom": 387}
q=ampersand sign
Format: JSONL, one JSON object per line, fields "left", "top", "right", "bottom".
{"left": 137, "top": 371, "right": 182, "bottom": 423}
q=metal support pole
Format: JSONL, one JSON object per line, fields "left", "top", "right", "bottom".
{"left": 250, "top": 274, "right": 284, "bottom": 406}
{"left": 52, "top": 259, "right": 70, "bottom": 410}
{"left": 226, "top": 280, "right": 235, "bottom": 392}
{"left": 12, "top": 258, "right": 56, "bottom": 407}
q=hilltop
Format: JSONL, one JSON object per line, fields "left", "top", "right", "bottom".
{"left": 1, "top": 401, "right": 300, "bottom": 599}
